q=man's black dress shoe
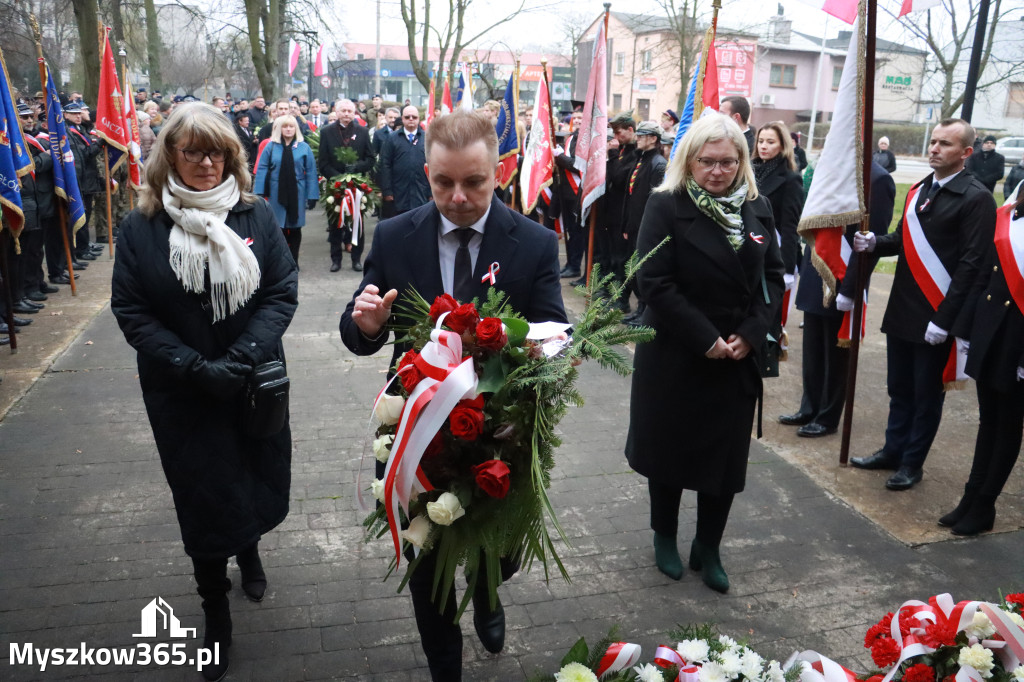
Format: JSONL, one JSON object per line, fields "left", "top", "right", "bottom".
{"left": 797, "top": 423, "right": 837, "bottom": 438}
{"left": 25, "top": 291, "right": 48, "bottom": 302}
{"left": 8, "top": 316, "right": 32, "bottom": 327}
{"left": 13, "top": 301, "right": 39, "bottom": 314}
{"left": 885, "top": 466, "right": 923, "bottom": 491}
{"left": 39, "top": 283, "right": 59, "bottom": 294}
{"left": 50, "top": 275, "right": 72, "bottom": 285}
{"left": 473, "top": 598, "right": 505, "bottom": 654}
{"left": 570, "top": 276, "right": 586, "bottom": 287}
{"left": 778, "top": 412, "right": 812, "bottom": 426}
{"left": 560, "top": 267, "right": 581, "bottom": 279}
{"left": 329, "top": 262, "right": 341, "bottom": 273}
{"left": 71, "top": 260, "right": 88, "bottom": 269}
{"left": 850, "top": 449, "right": 900, "bottom": 470}
{"left": 79, "top": 252, "right": 97, "bottom": 261}
{"left": 352, "top": 260, "right": 363, "bottom": 272}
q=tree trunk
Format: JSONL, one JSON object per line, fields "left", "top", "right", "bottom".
{"left": 71, "top": 0, "right": 101, "bottom": 104}
{"left": 242, "top": 0, "right": 280, "bottom": 100}
{"left": 107, "top": 0, "right": 124, "bottom": 47}
{"left": 143, "top": 0, "right": 161, "bottom": 91}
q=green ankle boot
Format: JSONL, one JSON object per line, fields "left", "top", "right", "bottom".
{"left": 689, "top": 538, "right": 729, "bottom": 593}
{"left": 653, "top": 532, "right": 683, "bottom": 580}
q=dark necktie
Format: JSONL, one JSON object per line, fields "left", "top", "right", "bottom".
{"left": 453, "top": 228, "right": 474, "bottom": 302}
{"left": 919, "top": 181, "right": 940, "bottom": 211}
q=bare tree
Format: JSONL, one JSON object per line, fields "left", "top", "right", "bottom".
{"left": 143, "top": 0, "right": 162, "bottom": 92}
{"left": 885, "top": 0, "right": 1024, "bottom": 118}
{"left": 558, "top": 10, "right": 590, "bottom": 76}
{"left": 242, "top": 0, "right": 284, "bottom": 100}
{"left": 70, "top": 0, "right": 101, "bottom": 103}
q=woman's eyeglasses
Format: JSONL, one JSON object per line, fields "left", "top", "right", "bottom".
{"left": 177, "top": 148, "right": 226, "bottom": 163}
{"left": 695, "top": 157, "right": 739, "bottom": 171}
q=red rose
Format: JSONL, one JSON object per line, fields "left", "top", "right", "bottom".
{"left": 430, "top": 294, "right": 459, "bottom": 322}
{"left": 446, "top": 303, "right": 480, "bottom": 334}
{"left": 904, "top": 664, "right": 935, "bottom": 682}
{"left": 870, "top": 637, "right": 901, "bottom": 668}
{"left": 473, "top": 460, "right": 511, "bottom": 498}
{"left": 449, "top": 398, "right": 484, "bottom": 440}
{"left": 333, "top": 181, "right": 342, "bottom": 189}
{"left": 397, "top": 350, "right": 424, "bottom": 393}
{"left": 475, "top": 317, "right": 507, "bottom": 351}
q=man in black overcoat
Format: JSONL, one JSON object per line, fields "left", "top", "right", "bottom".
{"left": 620, "top": 121, "right": 667, "bottom": 323}
{"left": 339, "top": 111, "right": 566, "bottom": 682}
{"left": 965, "top": 135, "right": 1004, "bottom": 193}
{"left": 779, "top": 162, "right": 895, "bottom": 437}
{"left": 318, "top": 98, "right": 375, "bottom": 271}
{"left": 851, "top": 119, "right": 996, "bottom": 490}
{"left": 379, "top": 105, "right": 430, "bottom": 217}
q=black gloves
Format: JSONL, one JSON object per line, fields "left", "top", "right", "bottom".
{"left": 307, "top": 199, "right": 318, "bottom": 210}
{"left": 189, "top": 357, "right": 251, "bottom": 400}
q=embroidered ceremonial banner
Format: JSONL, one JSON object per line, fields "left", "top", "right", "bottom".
{"left": 0, "top": 44, "right": 33, "bottom": 236}
{"left": 95, "top": 30, "right": 128, "bottom": 172}
{"left": 45, "top": 68, "right": 86, "bottom": 231}
{"left": 574, "top": 18, "right": 607, "bottom": 220}
{"left": 519, "top": 69, "right": 553, "bottom": 214}
{"left": 495, "top": 72, "right": 519, "bottom": 190}
{"left": 122, "top": 69, "right": 142, "bottom": 188}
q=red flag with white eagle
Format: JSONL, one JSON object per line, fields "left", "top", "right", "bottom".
{"left": 519, "top": 69, "right": 553, "bottom": 215}
{"left": 95, "top": 29, "right": 128, "bottom": 172}
{"left": 574, "top": 17, "right": 608, "bottom": 220}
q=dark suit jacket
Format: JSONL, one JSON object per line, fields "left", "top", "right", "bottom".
{"left": 318, "top": 120, "right": 374, "bottom": 179}
{"left": 875, "top": 169, "right": 996, "bottom": 342}
{"left": 340, "top": 195, "right": 568, "bottom": 370}
{"left": 796, "top": 162, "right": 896, "bottom": 317}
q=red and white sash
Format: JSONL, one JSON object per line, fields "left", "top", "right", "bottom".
{"left": 902, "top": 181, "right": 966, "bottom": 389}
{"left": 994, "top": 204, "right": 1024, "bottom": 315}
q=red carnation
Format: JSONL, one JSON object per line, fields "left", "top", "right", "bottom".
{"left": 473, "top": 459, "right": 511, "bottom": 498}
{"left": 1006, "top": 593, "right": 1024, "bottom": 609}
{"left": 446, "top": 303, "right": 480, "bottom": 334}
{"left": 922, "top": 621, "right": 957, "bottom": 649}
{"left": 898, "top": 611, "right": 915, "bottom": 636}
{"left": 430, "top": 294, "right": 458, "bottom": 322}
{"left": 865, "top": 623, "right": 889, "bottom": 647}
{"left": 871, "top": 637, "right": 901, "bottom": 668}
{"left": 475, "top": 317, "right": 507, "bottom": 351}
{"left": 903, "top": 664, "right": 935, "bottom": 682}
{"left": 449, "top": 397, "right": 484, "bottom": 440}
{"left": 397, "top": 350, "right": 424, "bottom": 393}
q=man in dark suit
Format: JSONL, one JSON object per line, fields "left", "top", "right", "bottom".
{"left": 720, "top": 95, "right": 755, "bottom": 154}
{"left": 851, "top": 118, "right": 996, "bottom": 490}
{"left": 319, "top": 98, "right": 375, "bottom": 271}
{"left": 379, "top": 105, "right": 430, "bottom": 218}
{"left": 340, "top": 110, "right": 566, "bottom": 682}
{"left": 779, "top": 162, "right": 895, "bottom": 437}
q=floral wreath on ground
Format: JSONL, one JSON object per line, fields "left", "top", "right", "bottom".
{"left": 362, "top": 251, "right": 665, "bottom": 620}
{"left": 532, "top": 593, "right": 1024, "bottom": 682}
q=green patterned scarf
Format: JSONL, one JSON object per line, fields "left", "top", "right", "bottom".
{"left": 686, "top": 177, "right": 748, "bottom": 251}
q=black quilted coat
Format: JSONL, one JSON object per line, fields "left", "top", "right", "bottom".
{"left": 111, "top": 198, "right": 298, "bottom": 559}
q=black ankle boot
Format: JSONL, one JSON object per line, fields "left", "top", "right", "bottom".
{"left": 237, "top": 544, "right": 267, "bottom": 602}
{"left": 938, "top": 487, "right": 978, "bottom": 527}
{"left": 200, "top": 598, "right": 232, "bottom": 682}
{"left": 951, "top": 497, "right": 996, "bottom": 536}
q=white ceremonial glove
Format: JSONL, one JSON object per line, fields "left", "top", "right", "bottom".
{"left": 853, "top": 231, "right": 876, "bottom": 253}
{"left": 1017, "top": 366, "right": 1024, "bottom": 382}
{"left": 924, "top": 322, "right": 948, "bottom": 345}
{"left": 836, "top": 294, "right": 854, "bottom": 312}
{"left": 957, "top": 338, "right": 970, "bottom": 355}
{"left": 783, "top": 273, "right": 795, "bottom": 291}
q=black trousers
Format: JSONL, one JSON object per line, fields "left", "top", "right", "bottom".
{"left": 966, "top": 379, "right": 1024, "bottom": 498}
{"left": 281, "top": 228, "right": 302, "bottom": 264}
{"left": 648, "top": 479, "right": 735, "bottom": 547}
{"left": 328, "top": 226, "right": 364, "bottom": 265}
{"left": 191, "top": 556, "right": 230, "bottom": 606}
{"left": 563, "top": 209, "right": 584, "bottom": 273}
{"left": 798, "top": 312, "right": 850, "bottom": 429}
{"left": 18, "top": 229, "right": 45, "bottom": 296}
{"left": 43, "top": 216, "right": 68, "bottom": 279}
{"left": 76, "top": 195, "right": 94, "bottom": 257}
{"left": 883, "top": 334, "right": 952, "bottom": 468}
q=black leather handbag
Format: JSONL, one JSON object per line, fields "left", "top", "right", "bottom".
{"left": 242, "top": 360, "right": 289, "bottom": 438}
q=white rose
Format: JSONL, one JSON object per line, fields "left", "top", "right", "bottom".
{"left": 677, "top": 639, "right": 710, "bottom": 664}
{"left": 965, "top": 612, "right": 997, "bottom": 640}
{"left": 374, "top": 394, "right": 405, "bottom": 425}
{"left": 426, "top": 492, "right": 466, "bottom": 526}
{"left": 400, "top": 515, "right": 431, "bottom": 549}
{"left": 372, "top": 434, "right": 394, "bottom": 463}
{"left": 371, "top": 478, "right": 386, "bottom": 502}
{"left": 326, "top": 195, "right": 335, "bottom": 204}
{"left": 958, "top": 643, "right": 995, "bottom": 679}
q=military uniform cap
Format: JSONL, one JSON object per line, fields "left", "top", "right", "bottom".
{"left": 636, "top": 121, "right": 661, "bottom": 137}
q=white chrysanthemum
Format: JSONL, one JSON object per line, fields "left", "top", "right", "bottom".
{"left": 700, "top": 661, "right": 730, "bottom": 682}
{"left": 678, "top": 639, "right": 711, "bottom": 663}
{"left": 719, "top": 650, "right": 744, "bottom": 677}
{"left": 740, "top": 651, "right": 765, "bottom": 679}
{"left": 965, "top": 612, "right": 997, "bottom": 640}
{"left": 1010, "top": 665, "right": 1024, "bottom": 681}
{"left": 633, "top": 663, "right": 665, "bottom": 682}
{"left": 958, "top": 643, "right": 995, "bottom": 679}
{"left": 554, "top": 662, "right": 598, "bottom": 682}
{"left": 761, "top": 661, "right": 786, "bottom": 682}
{"left": 1007, "top": 612, "right": 1024, "bottom": 629}
{"left": 718, "top": 635, "right": 740, "bottom": 652}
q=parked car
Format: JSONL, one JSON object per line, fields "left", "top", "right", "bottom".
{"left": 995, "top": 137, "right": 1024, "bottom": 165}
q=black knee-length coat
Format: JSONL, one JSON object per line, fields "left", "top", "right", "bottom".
{"left": 625, "top": 189, "right": 785, "bottom": 494}
{"left": 111, "top": 198, "right": 299, "bottom": 559}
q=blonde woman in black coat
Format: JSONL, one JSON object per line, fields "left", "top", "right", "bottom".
{"left": 111, "top": 103, "right": 298, "bottom": 682}
{"left": 625, "top": 114, "right": 785, "bottom": 593}
{"left": 752, "top": 120, "right": 804, "bottom": 288}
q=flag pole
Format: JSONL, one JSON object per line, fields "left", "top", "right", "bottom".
{"left": 121, "top": 47, "right": 134, "bottom": 212}
{"left": 28, "top": 12, "right": 77, "bottom": 297}
{"left": 694, "top": 0, "right": 721, "bottom": 119}
{"left": 101, "top": 26, "right": 116, "bottom": 258}
{"left": 586, "top": 3, "right": 611, "bottom": 288}
{"left": 508, "top": 59, "right": 520, "bottom": 210}
{"left": 839, "top": 0, "right": 874, "bottom": 466}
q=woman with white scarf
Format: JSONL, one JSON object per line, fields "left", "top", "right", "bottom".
{"left": 624, "top": 114, "right": 784, "bottom": 594}
{"left": 111, "top": 102, "right": 298, "bottom": 682}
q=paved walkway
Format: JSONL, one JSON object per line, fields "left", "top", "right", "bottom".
{"left": 0, "top": 213, "right": 1021, "bottom": 681}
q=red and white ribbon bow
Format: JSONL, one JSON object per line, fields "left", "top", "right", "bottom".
{"left": 596, "top": 642, "right": 642, "bottom": 678}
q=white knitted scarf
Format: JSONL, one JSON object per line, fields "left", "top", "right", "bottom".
{"left": 163, "top": 174, "right": 261, "bottom": 322}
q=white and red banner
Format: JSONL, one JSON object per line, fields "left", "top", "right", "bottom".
{"left": 287, "top": 39, "right": 301, "bottom": 76}
{"left": 519, "top": 71, "right": 553, "bottom": 214}
{"left": 313, "top": 42, "right": 328, "bottom": 77}
{"left": 441, "top": 79, "right": 453, "bottom": 116}
{"left": 95, "top": 29, "right": 129, "bottom": 173}
{"left": 899, "top": 0, "right": 942, "bottom": 17}
{"left": 795, "top": 0, "right": 858, "bottom": 23}
{"left": 574, "top": 18, "right": 608, "bottom": 220}
{"left": 122, "top": 68, "right": 142, "bottom": 188}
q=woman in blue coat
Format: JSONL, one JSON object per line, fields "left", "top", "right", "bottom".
{"left": 254, "top": 115, "right": 319, "bottom": 266}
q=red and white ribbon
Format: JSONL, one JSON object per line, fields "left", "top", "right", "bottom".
{"left": 653, "top": 645, "right": 684, "bottom": 667}
{"left": 340, "top": 187, "right": 364, "bottom": 246}
{"left": 791, "top": 651, "right": 859, "bottom": 682}
{"left": 481, "top": 261, "right": 500, "bottom": 286}
{"left": 595, "top": 641, "right": 641, "bottom": 678}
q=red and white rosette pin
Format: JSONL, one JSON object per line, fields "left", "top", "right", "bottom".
{"left": 595, "top": 641, "right": 641, "bottom": 679}
{"left": 481, "top": 261, "right": 500, "bottom": 286}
